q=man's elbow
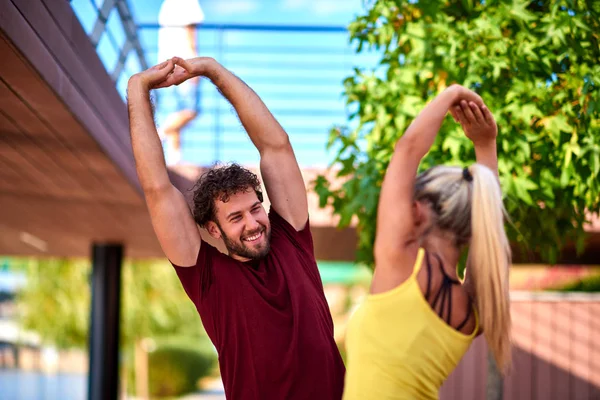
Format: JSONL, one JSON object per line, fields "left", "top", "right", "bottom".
{"left": 259, "top": 134, "right": 292, "bottom": 154}
{"left": 142, "top": 181, "right": 173, "bottom": 199}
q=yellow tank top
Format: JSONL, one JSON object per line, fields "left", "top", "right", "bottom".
{"left": 343, "top": 248, "right": 479, "bottom": 400}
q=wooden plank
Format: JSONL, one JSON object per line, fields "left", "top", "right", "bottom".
{"left": 10, "top": 0, "right": 130, "bottom": 142}
{"left": 0, "top": 79, "right": 130, "bottom": 202}
{"left": 0, "top": 194, "right": 97, "bottom": 241}
{"left": 0, "top": 102, "right": 93, "bottom": 199}
{"left": 0, "top": 152, "right": 27, "bottom": 191}
{"left": 0, "top": 222, "right": 51, "bottom": 256}
{"left": 38, "top": 0, "right": 128, "bottom": 120}
{"left": 0, "top": 192, "right": 162, "bottom": 257}
{"left": 0, "top": 4, "right": 142, "bottom": 196}
{"left": 0, "top": 68, "right": 141, "bottom": 205}
{"left": 0, "top": 33, "right": 141, "bottom": 204}
{"left": 0, "top": 127, "right": 64, "bottom": 197}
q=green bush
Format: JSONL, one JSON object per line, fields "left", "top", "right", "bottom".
{"left": 124, "top": 335, "right": 218, "bottom": 398}
{"left": 148, "top": 343, "right": 216, "bottom": 398}
{"left": 553, "top": 273, "right": 600, "bottom": 292}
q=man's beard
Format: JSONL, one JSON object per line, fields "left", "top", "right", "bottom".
{"left": 219, "top": 224, "right": 271, "bottom": 261}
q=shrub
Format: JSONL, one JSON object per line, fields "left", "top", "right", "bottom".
{"left": 554, "top": 273, "right": 600, "bottom": 292}
{"left": 148, "top": 343, "right": 216, "bottom": 397}
{"left": 125, "top": 335, "right": 218, "bottom": 398}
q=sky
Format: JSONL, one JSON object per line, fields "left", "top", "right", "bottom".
{"left": 70, "top": 0, "right": 379, "bottom": 167}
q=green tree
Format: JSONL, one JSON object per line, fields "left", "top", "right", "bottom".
{"left": 17, "top": 258, "right": 91, "bottom": 349}
{"left": 314, "top": 0, "right": 600, "bottom": 266}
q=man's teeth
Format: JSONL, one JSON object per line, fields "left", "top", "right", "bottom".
{"left": 244, "top": 232, "right": 262, "bottom": 241}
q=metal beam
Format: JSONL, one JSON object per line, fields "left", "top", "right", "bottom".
{"left": 111, "top": 39, "right": 133, "bottom": 81}
{"left": 90, "top": 0, "right": 117, "bottom": 47}
{"left": 88, "top": 243, "right": 123, "bottom": 400}
{"left": 116, "top": 0, "right": 149, "bottom": 70}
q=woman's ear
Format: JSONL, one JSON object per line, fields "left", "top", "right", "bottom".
{"left": 413, "top": 201, "right": 425, "bottom": 226}
{"left": 413, "top": 201, "right": 433, "bottom": 230}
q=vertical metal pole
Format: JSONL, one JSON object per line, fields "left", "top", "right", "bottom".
{"left": 214, "top": 28, "right": 224, "bottom": 162}
{"left": 88, "top": 243, "right": 123, "bottom": 400}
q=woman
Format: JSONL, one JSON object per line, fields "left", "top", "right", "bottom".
{"left": 343, "top": 84, "right": 511, "bottom": 399}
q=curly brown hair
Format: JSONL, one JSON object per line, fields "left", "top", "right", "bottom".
{"left": 191, "top": 163, "right": 263, "bottom": 227}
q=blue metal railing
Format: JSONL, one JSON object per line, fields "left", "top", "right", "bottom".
{"left": 71, "top": 0, "right": 149, "bottom": 86}
{"left": 139, "top": 23, "right": 380, "bottom": 166}
{"left": 70, "top": 3, "right": 380, "bottom": 167}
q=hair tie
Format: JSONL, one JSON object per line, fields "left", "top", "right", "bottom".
{"left": 462, "top": 167, "right": 473, "bottom": 182}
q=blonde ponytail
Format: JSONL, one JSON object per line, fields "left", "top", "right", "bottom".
{"left": 467, "top": 164, "right": 512, "bottom": 374}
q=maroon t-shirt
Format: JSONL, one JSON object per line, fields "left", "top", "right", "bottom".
{"left": 172, "top": 208, "right": 345, "bottom": 399}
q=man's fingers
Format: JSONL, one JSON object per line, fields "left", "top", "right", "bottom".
{"left": 454, "top": 105, "right": 467, "bottom": 126}
{"left": 151, "top": 69, "right": 191, "bottom": 89}
{"left": 171, "top": 69, "right": 192, "bottom": 85}
{"left": 172, "top": 57, "right": 195, "bottom": 73}
{"left": 469, "top": 101, "right": 485, "bottom": 123}
{"left": 460, "top": 100, "right": 476, "bottom": 122}
{"left": 449, "top": 107, "right": 459, "bottom": 123}
{"left": 153, "top": 80, "right": 171, "bottom": 89}
{"left": 149, "top": 60, "right": 174, "bottom": 80}
{"left": 150, "top": 61, "right": 167, "bottom": 71}
{"left": 151, "top": 59, "right": 172, "bottom": 71}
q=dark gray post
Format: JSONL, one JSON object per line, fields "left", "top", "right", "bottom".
{"left": 486, "top": 350, "right": 504, "bottom": 400}
{"left": 88, "top": 243, "right": 123, "bottom": 400}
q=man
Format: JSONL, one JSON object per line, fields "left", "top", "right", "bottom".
{"left": 157, "top": 0, "right": 204, "bottom": 165}
{"left": 126, "top": 57, "right": 345, "bottom": 399}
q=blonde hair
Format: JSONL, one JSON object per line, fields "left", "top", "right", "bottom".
{"left": 414, "top": 163, "right": 512, "bottom": 373}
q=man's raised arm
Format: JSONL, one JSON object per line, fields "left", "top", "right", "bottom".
{"left": 164, "top": 57, "right": 308, "bottom": 231}
{"left": 127, "top": 60, "right": 200, "bottom": 266}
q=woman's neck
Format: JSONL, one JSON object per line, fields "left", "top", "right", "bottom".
{"left": 420, "top": 230, "right": 461, "bottom": 279}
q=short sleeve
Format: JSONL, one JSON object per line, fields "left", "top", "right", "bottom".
{"left": 268, "top": 207, "right": 314, "bottom": 255}
{"left": 171, "top": 239, "right": 217, "bottom": 306}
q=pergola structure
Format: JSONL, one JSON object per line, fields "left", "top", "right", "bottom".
{"left": 0, "top": 1, "right": 598, "bottom": 399}
{"left": 0, "top": 1, "right": 171, "bottom": 399}
{"left": 0, "top": 2, "right": 355, "bottom": 399}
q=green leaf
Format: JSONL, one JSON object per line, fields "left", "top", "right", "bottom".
{"left": 514, "top": 176, "right": 535, "bottom": 205}
{"left": 560, "top": 164, "right": 573, "bottom": 188}
{"left": 592, "top": 150, "right": 600, "bottom": 176}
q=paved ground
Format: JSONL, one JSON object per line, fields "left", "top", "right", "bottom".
{"left": 180, "top": 378, "right": 225, "bottom": 399}
{"left": 181, "top": 393, "right": 226, "bottom": 400}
